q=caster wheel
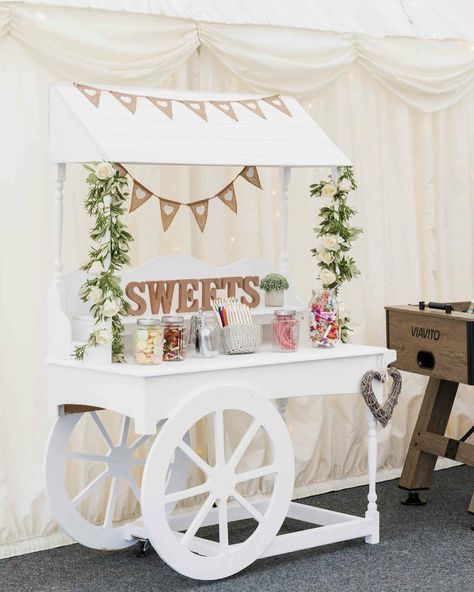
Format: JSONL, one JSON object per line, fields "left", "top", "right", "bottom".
{"left": 135, "top": 539, "right": 152, "bottom": 557}
{"left": 142, "top": 386, "right": 295, "bottom": 580}
{"left": 45, "top": 411, "right": 186, "bottom": 550}
{"left": 401, "top": 491, "right": 427, "bottom": 506}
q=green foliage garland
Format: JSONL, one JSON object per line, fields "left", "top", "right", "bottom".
{"left": 310, "top": 166, "right": 362, "bottom": 342}
{"left": 73, "top": 163, "right": 133, "bottom": 362}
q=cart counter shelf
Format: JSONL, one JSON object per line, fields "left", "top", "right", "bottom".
{"left": 45, "top": 343, "right": 395, "bottom": 580}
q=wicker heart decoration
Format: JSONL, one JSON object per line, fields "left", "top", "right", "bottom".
{"left": 360, "top": 368, "right": 402, "bottom": 428}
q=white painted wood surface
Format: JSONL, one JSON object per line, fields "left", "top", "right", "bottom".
{"left": 49, "top": 84, "right": 352, "bottom": 167}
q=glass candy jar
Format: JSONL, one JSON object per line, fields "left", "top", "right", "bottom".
{"left": 162, "top": 315, "right": 186, "bottom": 361}
{"left": 272, "top": 309, "right": 299, "bottom": 352}
{"left": 309, "top": 289, "right": 340, "bottom": 348}
{"left": 134, "top": 319, "right": 163, "bottom": 365}
{"left": 189, "top": 310, "right": 220, "bottom": 357}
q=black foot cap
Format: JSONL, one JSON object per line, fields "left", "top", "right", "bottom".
{"left": 401, "top": 491, "right": 427, "bottom": 506}
{"left": 135, "top": 539, "right": 152, "bottom": 557}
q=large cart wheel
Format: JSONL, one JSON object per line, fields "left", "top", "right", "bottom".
{"left": 142, "top": 387, "right": 295, "bottom": 580}
{"left": 44, "top": 411, "right": 185, "bottom": 550}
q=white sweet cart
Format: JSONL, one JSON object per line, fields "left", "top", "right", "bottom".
{"left": 45, "top": 83, "right": 396, "bottom": 580}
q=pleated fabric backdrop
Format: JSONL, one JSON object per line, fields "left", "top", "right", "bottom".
{"left": 0, "top": 3, "right": 473, "bottom": 557}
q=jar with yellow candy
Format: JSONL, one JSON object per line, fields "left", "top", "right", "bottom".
{"left": 134, "top": 319, "right": 163, "bottom": 364}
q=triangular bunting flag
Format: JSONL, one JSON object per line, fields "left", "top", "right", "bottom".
{"left": 216, "top": 183, "right": 237, "bottom": 213}
{"left": 159, "top": 198, "right": 181, "bottom": 232}
{"left": 189, "top": 199, "right": 209, "bottom": 232}
{"left": 237, "top": 99, "right": 266, "bottom": 119}
{"left": 262, "top": 95, "right": 292, "bottom": 117}
{"left": 147, "top": 96, "right": 173, "bottom": 119}
{"left": 113, "top": 163, "right": 128, "bottom": 177}
{"left": 110, "top": 91, "right": 138, "bottom": 114}
{"left": 129, "top": 181, "right": 153, "bottom": 213}
{"left": 75, "top": 83, "right": 101, "bottom": 108}
{"left": 240, "top": 166, "right": 262, "bottom": 189}
{"left": 210, "top": 101, "right": 238, "bottom": 121}
{"left": 181, "top": 100, "right": 207, "bottom": 121}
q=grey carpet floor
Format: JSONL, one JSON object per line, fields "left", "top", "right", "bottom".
{"left": 1, "top": 466, "right": 472, "bottom": 592}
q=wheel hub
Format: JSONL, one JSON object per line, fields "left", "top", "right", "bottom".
{"left": 107, "top": 446, "right": 134, "bottom": 477}
{"left": 208, "top": 465, "right": 235, "bottom": 500}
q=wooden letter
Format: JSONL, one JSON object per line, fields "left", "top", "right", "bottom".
{"left": 241, "top": 276, "right": 260, "bottom": 308}
{"left": 200, "top": 278, "right": 224, "bottom": 310}
{"left": 222, "top": 276, "right": 243, "bottom": 298}
{"left": 176, "top": 279, "right": 199, "bottom": 313}
{"left": 146, "top": 280, "right": 177, "bottom": 315}
{"left": 125, "top": 282, "right": 147, "bottom": 316}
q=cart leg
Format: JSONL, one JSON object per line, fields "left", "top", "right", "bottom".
{"left": 399, "top": 378, "right": 458, "bottom": 503}
{"left": 365, "top": 410, "right": 379, "bottom": 544}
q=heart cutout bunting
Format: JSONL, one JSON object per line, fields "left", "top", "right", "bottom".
{"left": 262, "top": 95, "right": 292, "bottom": 117}
{"left": 181, "top": 100, "right": 207, "bottom": 121}
{"left": 147, "top": 96, "right": 173, "bottom": 119}
{"left": 159, "top": 198, "right": 181, "bottom": 231}
{"left": 75, "top": 83, "right": 102, "bottom": 108}
{"left": 241, "top": 166, "right": 262, "bottom": 189}
{"left": 360, "top": 368, "right": 403, "bottom": 428}
{"left": 188, "top": 199, "right": 209, "bottom": 232}
{"left": 216, "top": 183, "right": 237, "bottom": 213}
{"left": 237, "top": 99, "right": 267, "bottom": 119}
{"left": 110, "top": 91, "right": 137, "bottom": 114}
{"left": 129, "top": 181, "right": 153, "bottom": 212}
{"left": 210, "top": 101, "right": 238, "bottom": 121}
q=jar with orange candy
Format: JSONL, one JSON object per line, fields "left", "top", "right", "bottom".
{"left": 309, "top": 289, "right": 340, "bottom": 348}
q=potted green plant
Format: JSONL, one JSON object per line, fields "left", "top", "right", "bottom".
{"left": 260, "top": 273, "right": 289, "bottom": 307}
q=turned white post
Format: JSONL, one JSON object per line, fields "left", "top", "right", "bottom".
{"left": 48, "top": 163, "right": 72, "bottom": 358}
{"left": 365, "top": 408, "right": 379, "bottom": 544}
{"left": 279, "top": 166, "right": 291, "bottom": 276}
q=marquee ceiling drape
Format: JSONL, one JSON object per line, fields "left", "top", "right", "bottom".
{"left": 0, "top": 1, "right": 472, "bottom": 559}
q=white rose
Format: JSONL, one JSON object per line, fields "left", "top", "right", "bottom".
{"left": 102, "top": 299, "right": 120, "bottom": 318}
{"left": 321, "top": 183, "right": 336, "bottom": 198}
{"left": 338, "top": 178, "right": 352, "bottom": 192}
{"left": 95, "top": 162, "right": 115, "bottom": 180}
{"left": 322, "top": 235, "right": 340, "bottom": 251}
{"left": 88, "top": 285, "right": 102, "bottom": 304}
{"left": 89, "top": 260, "right": 105, "bottom": 276}
{"left": 320, "top": 269, "right": 336, "bottom": 287}
{"left": 95, "top": 329, "right": 112, "bottom": 345}
{"left": 317, "top": 249, "right": 334, "bottom": 265}
{"left": 339, "top": 303, "right": 349, "bottom": 320}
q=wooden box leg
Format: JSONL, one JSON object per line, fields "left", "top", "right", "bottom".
{"left": 399, "top": 378, "right": 458, "bottom": 491}
{"left": 469, "top": 492, "right": 474, "bottom": 515}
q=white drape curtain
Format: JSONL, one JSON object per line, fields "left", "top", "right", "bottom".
{"left": 0, "top": 3, "right": 473, "bottom": 557}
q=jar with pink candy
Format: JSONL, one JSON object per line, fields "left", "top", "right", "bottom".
{"left": 309, "top": 289, "right": 340, "bottom": 348}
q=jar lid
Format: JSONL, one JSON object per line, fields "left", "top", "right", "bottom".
{"left": 162, "top": 315, "right": 184, "bottom": 324}
{"left": 274, "top": 309, "right": 296, "bottom": 317}
{"left": 137, "top": 318, "right": 160, "bottom": 326}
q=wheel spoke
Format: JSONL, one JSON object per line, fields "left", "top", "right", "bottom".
{"left": 72, "top": 469, "right": 109, "bottom": 506}
{"left": 218, "top": 498, "right": 229, "bottom": 555}
{"left": 227, "top": 419, "right": 260, "bottom": 469}
{"left": 126, "top": 474, "right": 141, "bottom": 502}
{"left": 68, "top": 452, "right": 109, "bottom": 463}
{"left": 178, "top": 440, "right": 212, "bottom": 474}
{"left": 103, "top": 477, "right": 118, "bottom": 528}
{"left": 118, "top": 416, "right": 130, "bottom": 447}
{"left": 181, "top": 495, "right": 216, "bottom": 548}
{"left": 90, "top": 412, "right": 113, "bottom": 451}
{"left": 129, "top": 435, "right": 150, "bottom": 451}
{"left": 235, "top": 463, "right": 278, "bottom": 484}
{"left": 232, "top": 491, "right": 263, "bottom": 523}
{"left": 213, "top": 409, "right": 225, "bottom": 467}
{"left": 164, "top": 482, "right": 210, "bottom": 504}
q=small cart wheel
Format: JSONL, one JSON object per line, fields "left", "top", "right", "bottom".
{"left": 44, "top": 411, "right": 186, "bottom": 550}
{"left": 142, "top": 386, "right": 295, "bottom": 580}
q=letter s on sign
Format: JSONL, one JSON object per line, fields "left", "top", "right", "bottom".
{"left": 241, "top": 276, "right": 260, "bottom": 308}
{"left": 125, "top": 281, "right": 147, "bottom": 316}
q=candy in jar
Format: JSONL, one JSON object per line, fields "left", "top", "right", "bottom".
{"left": 309, "top": 289, "right": 339, "bottom": 348}
{"left": 134, "top": 319, "right": 163, "bottom": 364}
{"left": 272, "top": 309, "right": 299, "bottom": 352}
{"left": 162, "top": 315, "right": 186, "bottom": 361}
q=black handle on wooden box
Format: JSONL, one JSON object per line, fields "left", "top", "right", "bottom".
{"left": 427, "top": 301, "right": 453, "bottom": 314}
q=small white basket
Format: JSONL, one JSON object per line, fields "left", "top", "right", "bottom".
{"left": 221, "top": 325, "right": 262, "bottom": 355}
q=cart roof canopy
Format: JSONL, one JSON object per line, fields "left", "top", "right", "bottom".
{"left": 49, "top": 83, "right": 351, "bottom": 167}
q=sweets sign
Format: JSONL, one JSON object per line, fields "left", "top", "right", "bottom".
{"left": 125, "top": 275, "right": 261, "bottom": 316}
